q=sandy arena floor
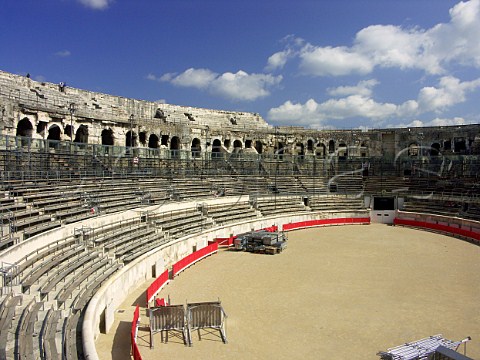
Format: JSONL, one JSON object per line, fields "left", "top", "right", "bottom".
{"left": 95, "top": 224, "right": 480, "bottom": 359}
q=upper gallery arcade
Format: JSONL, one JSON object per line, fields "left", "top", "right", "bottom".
{"left": 1, "top": 70, "right": 479, "bottom": 158}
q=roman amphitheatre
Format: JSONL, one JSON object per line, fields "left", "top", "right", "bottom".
{"left": 0, "top": 70, "right": 479, "bottom": 359}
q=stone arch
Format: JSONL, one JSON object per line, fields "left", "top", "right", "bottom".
{"left": 148, "top": 134, "right": 159, "bottom": 149}
{"left": 191, "top": 138, "right": 201, "bottom": 158}
{"left": 233, "top": 140, "right": 242, "bottom": 153}
{"left": 255, "top": 140, "right": 263, "bottom": 154}
{"left": 307, "top": 139, "right": 314, "bottom": 153}
{"left": 170, "top": 136, "right": 180, "bottom": 157}
{"left": 47, "top": 124, "right": 62, "bottom": 141}
{"left": 328, "top": 139, "right": 335, "bottom": 153}
{"left": 74, "top": 125, "right": 88, "bottom": 143}
{"left": 139, "top": 131, "right": 147, "bottom": 146}
{"left": 101, "top": 128, "right": 114, "bottom": 146}
{"left": 16, "top": 117, "right": 33, "bottom": 137}
{"left": 126, "top": 130, "right": 137, "bottom": 147}
{"left": 212, "top": 139, "right": 222, "bottom": 158}
{"left": 431, "top": 142, "right": 441, "bottom": 156}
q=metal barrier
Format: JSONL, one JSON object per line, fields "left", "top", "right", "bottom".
{"left": 149, "top": 305, "right": 188, "bottom": 348}
{"left": 186, "top": 301, "right": 227, "bottom": 346}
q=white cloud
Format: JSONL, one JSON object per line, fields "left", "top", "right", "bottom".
{"left": 417, "top": 76, "right": 480, "bottom": 113}
{"left": 210, "top": 71, "right": 282, "bottom": 101}
{"left": 78, "top": 0, "right": 112, "bottom": 10}
{"left": 266, "top": 50, "right": 292, "bottom": 71}
{"left": 299, "top": 45, "right": 373, "bottom": 76}
{"left": 265, "top": 35, "right": 305, "bottom": 71}
{"left": 327, "top": 79, "right": 379, "bottom": 97}
{"left": 268, "top": 0, "right": 480, "bottom": 76}
{"left": 55, "top": 50, "right": 71, "bottom": 57}
{"left": 268, "top": 95, "right": 398, "bottom": 127}
{"left": 159, "top": 68, "right": 282, "bottom": 101}
{"left": 169, "top": 68, "right": 218, "bottom": 89}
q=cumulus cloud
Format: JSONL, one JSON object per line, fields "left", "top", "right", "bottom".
{"left": 268, "top": 75, "right": 480, "bottom": 127}
{"left": 327, "top": 79, "right": 379, "bottom": 97}
{"left": 300, "top": 45, "right": 373, "bottom": 76}
{"left": 156, "top": 68, "right": 282, "bottom": 101}
{"left": 268, "top": 0, "right": 480, "bottom": 76}
{"left": 78, "top": 0, "right": 113, "bottom": 10}
{"left": 417, "top": 76, "right": 480, "bottom": 112}
{"left": 55, "top": 50, "right": 71, "bottom": 57}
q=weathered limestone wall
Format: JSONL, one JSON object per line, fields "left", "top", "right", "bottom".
{"left": 1, "top": 70, "right": 479, "bottom": 157}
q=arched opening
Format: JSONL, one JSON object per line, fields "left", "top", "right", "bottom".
{"left": 443, "top": 140, "right": 452, "bottom": 151}
{"left": 431, "top": 143, "right": 440, "bottom": 156}
{"left": 307, "top": 139, "right": 314, "bottom": 153}
{"left": 338, "top": 143, "right": 347, "bottom": 159}
{"left": 65, "top": 125, "right": 73, "bottom": 140}
{"left": 328, "top": 140, "right": 335, "bottom": 154}
{"left": 139, "top": 132, "right": 147, "bottom": 146}
{"left": 454, "top": 137, "right": 466, "bottom": 153}
{"left": 46, "top": 125, "right": 61, "bottom": 148}
{"left": 233, "top": 140, "right": 242, "bottom": 153}
{"left": 191, "top": 138, "right": 201, "bottom": 158}
{"left": 161, "top": 135, "right": 169, "bottom": 147}
{"left": 212, "top": 139, "right": 222, "bottom": 158}
{"left": 245, "top": 140, "right": 252, "bottom": 148}
{"left": 47, "top": 125, "right": 61, "bottom": 141}
{"left": 316, "top": 143, "right": 326, "bottom": 158}
{"left": 275, "top": 142, "right": 285, "bottom": 159}
{"left": 101, "top": 129, "right": 114, "bottom": 146}
{"left": 16, "top": 118, "right": 33, "bottom": 137}
{"left": 148, "top": 134, "right": 159, "bottom": 149}
{"left": 170, "top": 136, "right": 180, "bottom": 157}
{"left": 74, "top": 125, "right": 88, "bottom": 143}
{"left": 255, "top": 140, "right": 263, "bottom": 154}
{"left": 126, "top": 131, "right": 137, "bottom": 147}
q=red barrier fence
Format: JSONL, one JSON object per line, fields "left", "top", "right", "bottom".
{"left": 394, "top": 218, "right": 480, "bottom": 244}
{"left": 172, "top": 242, "right": 218, "bottom": 277}
{"left": 211, "top": 236, "right": 235, "bottom": 247}
{"left": 146, "top": 269, "right": 169, "bottom": 306}
{"left": 131, "top": 305, "right": 142, "bottom": 360}
{"left": 282, "top": 217, "right": 370, "bottom": 231}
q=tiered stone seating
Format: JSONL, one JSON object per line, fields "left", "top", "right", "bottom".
{"left": 205, "top": 201, "right": 258, "bottom": 225}
{"left": 254, "top": 196, "right": 309, "bottom": 216}
{"left": 0, "top": 293, "right": 22, "bottom": 359}
{"left": 308, "top": 195, "right": 365, "bottom": 212}
{"left": 151, "top": 207, "right": 211, "bottom": 240}
{"left": 267, "top": 176, "right": 306, "bottom": 195}
{"left": 297, "top": 175, "right": 328, "bottom": 194}
{"left": 402, "top": 199, "right": 462, "bottom": 217}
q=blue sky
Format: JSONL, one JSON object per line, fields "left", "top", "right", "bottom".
{"left": 2, "top": 0, "right": 480, "bottom": 129}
